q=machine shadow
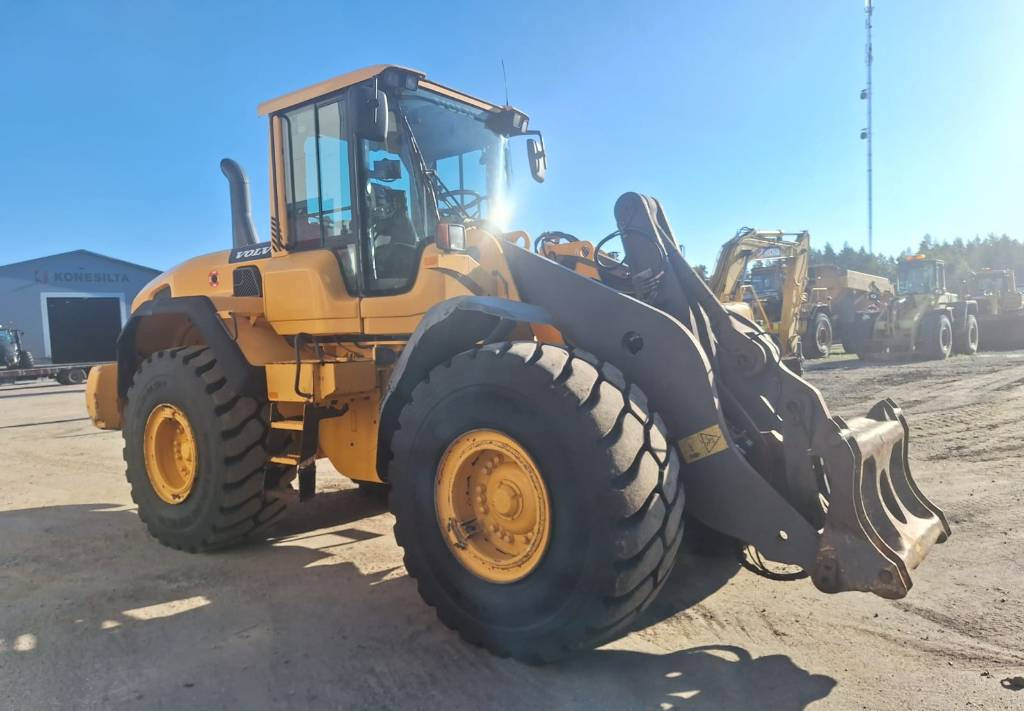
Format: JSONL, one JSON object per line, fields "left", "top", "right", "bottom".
{"left": 565, "top": 644, "right": 837, "bottom": 711}
{"left": 1, "top": 502, "right": 833, "bottom": 710}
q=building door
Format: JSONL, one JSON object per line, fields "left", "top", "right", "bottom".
{"left": 46, "top": 296, "right": 122, "bottom": 363}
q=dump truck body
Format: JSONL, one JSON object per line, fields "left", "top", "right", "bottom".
{"left": 85, "top": 65, "right": 949, "bottom": 661}
{"left": 809, "top": 264, "right": 893, "bottom": 351}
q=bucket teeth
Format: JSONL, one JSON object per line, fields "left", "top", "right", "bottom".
{"left": 813, "top": 399, "right": 950, "bottom": 598}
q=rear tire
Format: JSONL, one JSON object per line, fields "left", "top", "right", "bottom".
{"left": 919, "top": 313, "right": 953, "bottom": 360}
{"left": 122, "top": 346, "right": 287, "bottom": 552}
{"left": 803, "top": 312, "right": 832, "bottom": 359}
{"left": 953, "top": 313, "right": 979, "bottom": 355}
{"left": 17, "top": 351, "right": 34, "bottom": 369}
{"left": 65, "top": 367, "right": 86, "bottom": 385}
{"left": 388, "top": 342, "right": 685, "bottom": 662}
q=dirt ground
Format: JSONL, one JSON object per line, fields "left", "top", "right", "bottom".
{"left": 1, "top": 353, "right": 1022, "bottom": 710}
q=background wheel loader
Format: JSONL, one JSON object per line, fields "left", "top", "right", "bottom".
{"left": 845, "top": 255, "right": 979, "bottom": 360}
{"left": 85, "top": 64, "right": 949, "bottom": 662}
{"left": 962, "top": 267, "right": 1024, "bottom": 349}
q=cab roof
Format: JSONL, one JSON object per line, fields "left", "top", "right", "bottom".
{"left": 257, "top": 64, "right": 503, "bottom": 116}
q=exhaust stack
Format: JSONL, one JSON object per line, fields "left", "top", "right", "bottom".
{"left": 220, "top": 158, "right": 259, "bottom": 248}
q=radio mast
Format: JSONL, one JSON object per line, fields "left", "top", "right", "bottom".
{"left": 862, "top": 0, "right": 874, "bottom": 254}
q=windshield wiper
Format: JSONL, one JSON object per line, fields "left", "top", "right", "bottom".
{"left": 395, "top": 105, "right": 446, "bottom": 224}
{"left": 395, "top": 102, "right": 473, "bottom": 224}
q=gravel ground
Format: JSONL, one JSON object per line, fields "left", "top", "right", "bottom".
{"left": 1, "top": 353, "right": 1022, "bottom": 710}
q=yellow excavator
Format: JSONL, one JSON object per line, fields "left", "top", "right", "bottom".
{"left": 85, "top": 65, "right": 949, "bottom": 662}
{"left": 707, "top": 229, "right": 834, "bottom": 361}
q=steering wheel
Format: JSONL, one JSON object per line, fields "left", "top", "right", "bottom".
{"left": 592, "top": 231, "right": 636, "bottom": 292}
{"left": 437, "top": 189, "right": 485, "bottom": 219}
{"left": 374, "top": 241, "right": 419, "bottom": 279}
{"left": 533, "top": 231, "right": 578, "bottom": 254}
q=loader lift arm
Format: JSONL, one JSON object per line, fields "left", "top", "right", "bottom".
{"left": 501, "top": 193, "right": 949, "bottom": 598}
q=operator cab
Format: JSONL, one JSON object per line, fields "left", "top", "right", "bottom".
{"left": 256, "top": 65, "right": 545, "bottom": 297}
{"left": 967, "top": 269, "right": 1014, "bottom": 296}
{"left": 897, "top": 257, "right": 945, "bottom": 295}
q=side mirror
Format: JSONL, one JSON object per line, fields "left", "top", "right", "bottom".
{"left": 527, "top": 136, "right": 546, "bottom": 183}
{"left": 351, "top": 85, "right": 389, "bottom": 143}
{"left": 436, "top": 222, "right": 466, "bottom": 252}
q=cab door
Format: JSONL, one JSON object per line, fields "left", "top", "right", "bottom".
{"left": 352, "top": 113, "right": 472, "bottom": 335}
{"left": 262, "top": 94, "right": 363, "bottom": 336}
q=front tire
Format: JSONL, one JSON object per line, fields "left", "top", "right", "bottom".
{"left": 953, "top": 313, "right": 979, "bottom": 355}
{"left": 122, "top": 346, "right": 287, "bottom": 552}
{"left": 919, "top": 313, "right": 953, "bottom": 360}
{"left": 803, "top": 312, "right": 832, "bottom": 359}
{"left": 388, "top": 342, "right": 685, "bottom": 662}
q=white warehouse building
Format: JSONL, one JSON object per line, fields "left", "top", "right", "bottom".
{"left": 0, "top": 250, "right": 159, "bottom": 364}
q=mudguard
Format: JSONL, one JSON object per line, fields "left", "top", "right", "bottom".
{"left": 116, "top": 296, "right": 260, "bottom": 400}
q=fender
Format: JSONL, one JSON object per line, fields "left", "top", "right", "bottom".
{"left": 377, "top": 295, "right": 554, "bottom": 476}
{"left": 116, "top": 295, "right": 261, "bottom": 400}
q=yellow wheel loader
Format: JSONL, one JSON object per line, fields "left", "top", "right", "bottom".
{"left": 85, "top": 65, "right": 949, "bottom": 662}
{"left": 845, "top": 256, "right": 979, "bottom": 360}
{"left": 963, "top": 268, "right": 1024, "bottom": 350}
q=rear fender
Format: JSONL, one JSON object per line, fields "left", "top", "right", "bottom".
{"left": 116, "top": 296, "right": 262, "bottom": 401}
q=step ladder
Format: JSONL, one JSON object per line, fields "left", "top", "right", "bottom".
{"left": 269, "top": 403, "right": 347, "bottom": 500}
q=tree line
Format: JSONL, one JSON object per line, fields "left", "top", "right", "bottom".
{"left": 810, "top": 233, "right": 1022, "bottom": 287}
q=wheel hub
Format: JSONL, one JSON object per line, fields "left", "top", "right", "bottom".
{"left": 143, "top": 403, "right": 198, "bottom": 504}
{"left": 435, "top": 429, "right": 551, "bottom": 583}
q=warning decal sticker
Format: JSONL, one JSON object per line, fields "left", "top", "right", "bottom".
{"left": 678, "top": 424, "right": 728, "bottom": 464}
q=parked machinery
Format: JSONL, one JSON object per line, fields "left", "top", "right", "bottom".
{"left": 707, "top": 229, "right": 835, "bottom": 360}
{"left": 962, "top": 268, "right": 1024, "bottom": 350}
{"left": 845, "top": 256, "right": 979, "bottom": 360}
{"left": 0, "top": 326, "right": 34, "bottom": 370}
{"left": 809, "top": 265, "right": 893, "bottom": 354}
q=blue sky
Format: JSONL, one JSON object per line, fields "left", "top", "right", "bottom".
{"left": 1, "top": 0, "right": 1021, "bottom": 271}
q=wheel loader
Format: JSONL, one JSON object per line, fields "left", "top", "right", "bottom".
{"left": 962, "top": 267, "right": 1024, "bottom": 349}
{"left": 85, "top": 64, "right": 949, "bottom": 662}
{"left": 845, "top": 255, "right": 979, "bottom": 360}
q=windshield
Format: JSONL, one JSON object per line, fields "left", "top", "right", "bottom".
{"left": 748, "top": 267, "right": 782, "bottom": 296}
{"left": 970, "top": 273, "right": 1006, "bottom": 294}
{"left": 897, "top": 262, "right": 936, "bottom": 294}
{"left": 397, "top": 89, "right": 511, "bottom": 228}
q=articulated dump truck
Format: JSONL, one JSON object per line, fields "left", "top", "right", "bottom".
{"left": 85, "top": 65, "right": 949, "bottom": 662}
{"left": 809, "top": 264, "right": 894, "bottom": 354}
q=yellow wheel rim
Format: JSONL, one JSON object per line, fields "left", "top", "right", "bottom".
{"left": 143, "top": 403, "right": 198, "bottom": 505}
{"left": 435, "top": 429, "right": 551, "bottom": 584}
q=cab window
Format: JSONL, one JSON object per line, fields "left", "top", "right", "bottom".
{"left": 281, "top": 96, "right": 357, "bottom": 289}
{"left": 358, "top": 112, "right": 435, "bottom": 293}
